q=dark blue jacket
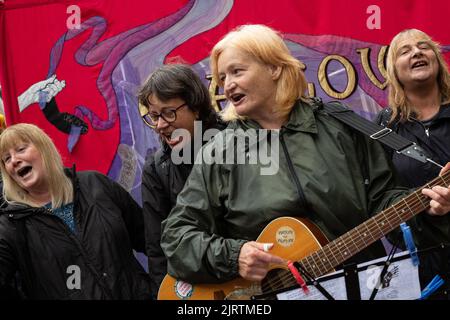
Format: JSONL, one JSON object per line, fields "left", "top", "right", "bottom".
{"left": 375, "top": 105, "right": 450, "bottom": 295}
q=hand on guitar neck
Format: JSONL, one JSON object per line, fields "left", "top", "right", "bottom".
{"left": 422, "top": 162, "right": 450, "bottom": 216}
{"left": 238, "top": 241, "right": 286, "bottom": 281}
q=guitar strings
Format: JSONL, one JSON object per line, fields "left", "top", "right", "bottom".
{"left": 262, "top": 196, "right": 426, "bottom": 293}
{"left": 265, "top": 174, "right": 449, "bottom": 292}
{"left": 263, "top": 192, "right": 432, "bottom": 292}
{"left": 262, "top": 195, "right": 427, "bottom": 293}
{"left": 294, "top": 172, "right": 449, "bottom": 283}
{"left": 260, "top": 173, "right": 450, "bottom": 295}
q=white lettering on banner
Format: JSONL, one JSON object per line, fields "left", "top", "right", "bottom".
{"left": 366, "top": 5, "right": 381, "bottom": 30}
{"left": 171, "top": 121, "right": 280, "bottom": 175}
{"left": 66, "top": 5, "right": 81, "bottom": 30}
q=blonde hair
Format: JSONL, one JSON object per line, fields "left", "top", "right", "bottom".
{"left": 0, "top": 123, "right": 73, "bottom": 208}
{"left": 387, "top": 29, "right": 450, "bottom": 122}
{"left": 210, "top": 24, "right": 308, "bottom": 121}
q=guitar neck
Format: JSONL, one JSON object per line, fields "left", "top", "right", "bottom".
{"left": 300, "top": 170, "right": 450, "bottom": 278}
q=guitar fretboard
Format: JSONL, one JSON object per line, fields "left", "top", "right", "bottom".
{"left": 298, "top": 170, "right": 450, "bottom": 279}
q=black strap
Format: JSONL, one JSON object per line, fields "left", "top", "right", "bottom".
{"left": 368, "top": 232, "right": 402, "bottom": 300}
{"left": 280, "top": 133, "right": 311, "bottom": 216}
{"left": 377, "top": 107, "right": 397, "bottom": 129}
{"left": 294, "top": 261, "right": 335, "bottom": 300}
{"left": 343, "top": 263, "right": 361, "bottom": 300}
{"left": 43, "top": 98, "right": 88, "bottom": 134}
{"left": 312, "top": 98, "right": 430, "bottom": 164}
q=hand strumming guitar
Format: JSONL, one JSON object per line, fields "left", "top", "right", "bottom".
{"left": 238, "top": 241, "right": 285, "bottom": 281}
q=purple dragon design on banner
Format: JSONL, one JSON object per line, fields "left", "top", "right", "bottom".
{"left": 43, "top": 0, "right": 233, "bottom": 204}
{"left": 41, "top": 0, "right": 450, "bottom": 207}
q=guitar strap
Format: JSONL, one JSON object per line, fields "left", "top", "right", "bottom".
{"left": 311, "top": 97, "right": 430, "bottom": 164}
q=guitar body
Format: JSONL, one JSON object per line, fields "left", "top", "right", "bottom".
{"left": 158, "top": 216, "right": 329, "bottom": 300}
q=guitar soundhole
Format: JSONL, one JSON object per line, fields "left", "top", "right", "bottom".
{"left": 261, "top": 268, "right": 293, "bottom": 298}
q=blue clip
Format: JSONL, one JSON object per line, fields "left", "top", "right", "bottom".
{"left": 419, "top": 275, "right": 445, "bottom": 300}
{"left": 400, "top": 223, "right": 419, "bottom": 266}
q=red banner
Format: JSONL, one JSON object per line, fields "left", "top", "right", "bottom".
{"left": 0, "top": 0, "right": 449, "bottom": 202}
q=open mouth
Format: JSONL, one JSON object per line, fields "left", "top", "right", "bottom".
{"left": 160, "top": 131, "right": 172, "bottom": 140}
{"left": 230, "top": 93, "right": 245, "bottom": 105}
{"left": 411, "top": 61, "right": 428, "bottom": 69}
{"left": 17, "top": 166, "right": 32, "bottom": 178}
{"left": 161, "top": 132, "right": 183, "bottom": 147}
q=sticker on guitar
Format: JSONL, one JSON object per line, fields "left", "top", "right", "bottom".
{"left": 276, "top": 226, "right": 295, "bottom": 247}
{"left": 175, "top": 280, "right": 193, "bottom": 299}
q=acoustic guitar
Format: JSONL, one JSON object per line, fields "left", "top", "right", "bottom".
{"left": 158, "top": 170, "right": 450, "bottom": 300}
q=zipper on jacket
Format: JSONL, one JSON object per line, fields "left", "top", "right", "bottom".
{"left": 279, "top": 132, "right": 310, "bottom": 214}
{"left": 412, "top": 118, "right": 432, "bottom": 138}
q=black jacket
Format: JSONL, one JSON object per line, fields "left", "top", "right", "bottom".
{"left": 376, "top": 105, "right": 450, "bottom": 295}
{"left": 375, "top": 105, "right": 450, "bottom": 249}
{"left": 0, "top": 168, "right": 151, "bottom": 299}
{"left": 142, "top": 145, "right": 192, "bottom": 298}
{"left": 142, "top": 120, "right": 225, "bottom": 297}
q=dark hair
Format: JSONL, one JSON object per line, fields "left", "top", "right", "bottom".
{"left": 138, "top": 64, "right": 217, "bottom": 129}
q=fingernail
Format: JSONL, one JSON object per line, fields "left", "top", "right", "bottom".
{"left": 263, "top": 243, "right": 273, "bottom": 252}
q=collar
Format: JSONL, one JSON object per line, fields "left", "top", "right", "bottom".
{"left": 282, "top": 99, "right": 319, "bottom": 133}
{"left": 238, "top": 100, "right": 319, "bottom": 134}
{"left": 405, "top": 104, "right": 450, "bottom": 128}
{"left": 1, "top": 203, "right": 46, "bottom": 219}
{"left": 436, "top": 104, "right": 450, "bottom": 119}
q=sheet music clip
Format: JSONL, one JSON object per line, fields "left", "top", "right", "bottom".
{"left": 287, "top": 260, "right": 310, "bottom": 295}
{"left": 419, "top": 275, "right": 445, "bottom": 300}
{"left": 400, "top": 223, "right": 419, "bottom": 266}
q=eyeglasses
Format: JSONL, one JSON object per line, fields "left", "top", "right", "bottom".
{"left": 141, "top": 103, "right": 187, "bottom": 128}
